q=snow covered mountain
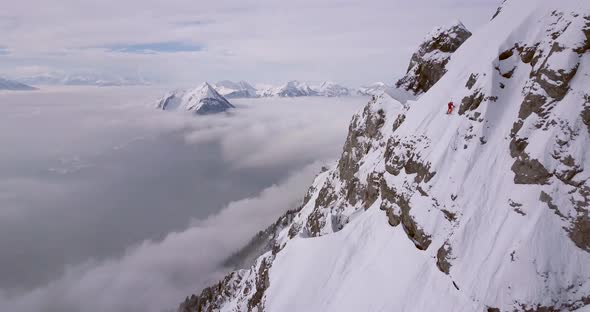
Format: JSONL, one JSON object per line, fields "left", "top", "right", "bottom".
{"left": 19, "top": 72, "right": 149, "bottom": 86}
{"left": 156, "top": 82, "right": 235, "bottom": 115}
{"left": 258, "top": 80, "right": 319, "bottom": 97}
{"left": 215, "top": 80, "right": 258, "bottom": 98}
{"left": 179, "top": 0, "right": 590, "bottom": 311}
{"left": 355, "top": 81, "right": 393, "bottom": 96}
{"left": 0, "top": 77, "right": 36, "bottom": 90}
{"left": 396, "top": 20, "right": 472, "bottom": 95}
{"left": 315, "top": 81, "right": 351, "bottom": 97}
{"left": 356, "top": 81, "right": 416, "bottom": 104}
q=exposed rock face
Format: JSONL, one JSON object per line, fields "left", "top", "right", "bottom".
{"left": 396, "top": 20, "right": 472, "bottom": 95}
{"left": 177, "top": 3, "right": 590, "bottom": 312}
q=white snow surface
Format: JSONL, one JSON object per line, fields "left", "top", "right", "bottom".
{"left": 186, "top": 1, "right": 590, "bottom": 311}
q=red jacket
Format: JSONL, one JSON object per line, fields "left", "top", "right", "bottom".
{"left": 448, "top": 102, "right": 454, "bottom": 109}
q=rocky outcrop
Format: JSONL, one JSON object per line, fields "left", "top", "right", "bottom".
{"left": 396, "top": 21, "right": 472, "bottom": 95}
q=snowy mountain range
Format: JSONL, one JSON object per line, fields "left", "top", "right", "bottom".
{"left": 257, "top": 80, "right": 319, "bottom": 97}
{"left": 0, "top": 77, "right": 36, "bottom": 91}
{"left": 178, "top": 0, "right": 590, "bottom": 311}
{"left": 18, "top": 72, "right": 150, "bottom": 87}
{"left": 156, "top": 82, "right": 235, "bottom": 115}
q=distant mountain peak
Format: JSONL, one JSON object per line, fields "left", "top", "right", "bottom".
{"left": 0, "top": 77, "right": 36, "bottom": 91}
{"left": 157, "top": 82, "right": 234, "bottom": 115}
{"left": 257, "top": 80, "right": 318, "bottom": 97}
{"left": 316, "top": 81, "right": 351, "bottom": 97}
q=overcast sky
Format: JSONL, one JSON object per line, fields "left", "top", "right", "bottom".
{"left": 1, "top": 0, "right": 500, "bottom": 86}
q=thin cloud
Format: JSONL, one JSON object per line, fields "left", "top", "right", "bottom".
{"left": 103, "top": 41, "right": 205, "bottom": 54}
{"left": 0, "top": 0, "right": 501, "bottom": 85}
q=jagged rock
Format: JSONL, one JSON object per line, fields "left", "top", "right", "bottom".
{"left": 436, "top": 242, "right": 453, "bottom": 274}
{"left": 459, "top": 89, "right": 485, "bottom": 115}
{"left": 465, "top": 73, "right": 478, "bottom": 90}
{"left": 511, "top": 157, "right": 552, "bottom": 185}
{"left": 396, "top": 20, "right": 472, "bottom": 95}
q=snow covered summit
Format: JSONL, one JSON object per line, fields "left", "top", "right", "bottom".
{"left": 179, "top": 0, "right": 590, "bottom": 311}
{"left": 156, "top": 82, "right": 234, "bottom": 115}
{"left": 215, "top": 80, "right": 258, "bottom": 98}
{"left": 396, "top": 20, "right": 472, "bottom": 95}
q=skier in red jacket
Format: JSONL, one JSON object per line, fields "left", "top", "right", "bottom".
{"left": 447, "top": 101, "right": 455, "bottom": 114}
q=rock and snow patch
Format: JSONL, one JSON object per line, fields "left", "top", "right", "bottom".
{"left": 156, "top": 82, "right": 235, "bottom": 115}
{"left": 396, "top": 20, "right": 472, "bottom": 95}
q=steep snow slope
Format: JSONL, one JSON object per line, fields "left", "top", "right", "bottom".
{"left": 0, "top": 78, "right": 36, "bottom": 90}
{"left": 157, "top": 82, "right": 234, "bottom": 115}
{"left": 180, "top": 1, "right": 590, "bottom": 311}
{"left": 215, "top": 81, "right": 258, "bottom": 98}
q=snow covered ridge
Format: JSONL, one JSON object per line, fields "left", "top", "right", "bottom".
{"left": 316, "top": 81, "right": 351, "bottom": 97}
{"left": 215, "top": 80, "right": 258, "bottom": 98}
{"left": 395, "top": 20, "right": 472, "bottom": 95}
{"left": 0, "top": 77, "right": 36, "bottom": 90}
{"left": 156, "top": 82, "right": 235, "bottom": 115}
{"left": 179, "top": 1, "right": 590, "bottom": 311}
{"left": 257, "top": 80, "right": 319, "bottom": 97}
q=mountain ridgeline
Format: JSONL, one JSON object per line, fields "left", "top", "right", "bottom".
{"left": 0, "top": 78, "right": 36, "bottom": 91}
{"left": 179, "top": 1, "right": 590, "bottom": 311}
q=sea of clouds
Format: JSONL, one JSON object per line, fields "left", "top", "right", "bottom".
{"left": 0, "top": 87, "right": 366, "bottom": 312}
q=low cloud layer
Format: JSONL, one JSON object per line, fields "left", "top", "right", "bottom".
{"left": 0, "top": 163, "right": 321, "bottom": 312}
{"left": 0, "top": 87, "right": 365, "bottom": 312}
